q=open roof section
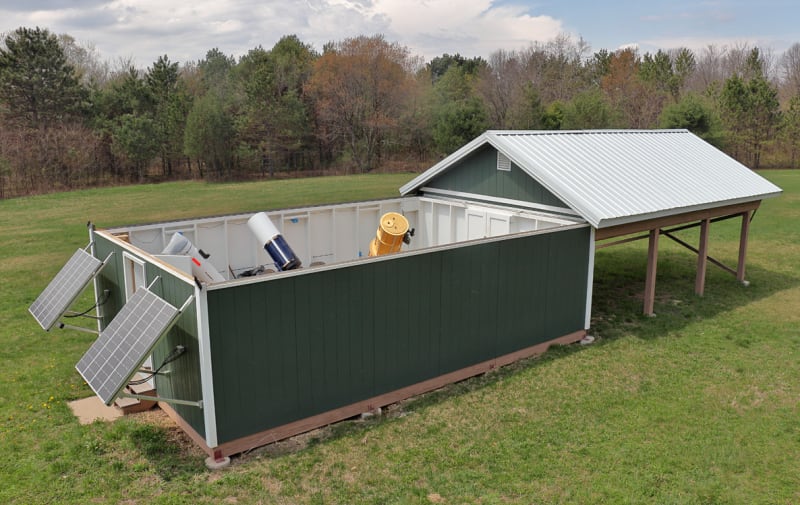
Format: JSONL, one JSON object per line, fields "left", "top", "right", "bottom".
{"left": 400, "top": 129, "right": 783, "bottom": 229}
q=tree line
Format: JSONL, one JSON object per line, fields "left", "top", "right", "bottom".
{"left": 1, "top": 26, "right": 799, "bottom": 198}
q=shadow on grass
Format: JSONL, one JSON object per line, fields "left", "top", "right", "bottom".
{"left": 128, "top": 422, "right": 207, "bottom": 480}
{"left": 591, "top": 248, "right": 800, "bottom": 340}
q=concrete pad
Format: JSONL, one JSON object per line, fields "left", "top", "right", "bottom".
{"left": 68, "top": 396, "right": 123, "bottom": 425}
{"left": 205, "top": 455, "right": 231, "bottom": 470}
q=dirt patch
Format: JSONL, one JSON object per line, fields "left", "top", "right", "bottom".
{"left": 128, "top": 408, "right": 207, "bottom": 460}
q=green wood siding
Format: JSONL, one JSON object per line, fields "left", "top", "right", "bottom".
{"left": 425, "top": 144, "right": 569, "bottom": 208}
{"left": 207, "top": 226, "right": 590, "bottom": 443}
{"left": 93, "top": 235, "right": 205, "bottom": 437}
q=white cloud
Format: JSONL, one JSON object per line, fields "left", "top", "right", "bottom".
{"left": 369, "top": 0, "right": 565, "bottom": 59}
{"left": 1, "top": 0, "right": 569, "bottom": 66}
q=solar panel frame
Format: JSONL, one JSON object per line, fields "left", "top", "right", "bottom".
{"left": 29, "top": 248, "right": 104, "bottom": 331}
{"left": 76, "top": 287, "right": 181, "bottom": 405}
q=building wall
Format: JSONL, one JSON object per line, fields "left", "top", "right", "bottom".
{"left": 425, "top": 144, "right": 569, "bottom": 209}
{"left": 93, "top": 234, "right": 205, "bottom": 436}
{"left": 206, "top": 225, "right": 591, "bottom": 444}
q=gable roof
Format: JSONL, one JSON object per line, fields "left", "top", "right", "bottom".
{"left": 400, "top": 130, "right": 783, "bottom": 229}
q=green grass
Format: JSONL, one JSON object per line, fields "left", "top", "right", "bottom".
{"left": 1, "top": 171, "right": 798, "bottom": 504}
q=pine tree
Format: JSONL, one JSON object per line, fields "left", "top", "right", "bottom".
{"left": 0, "top": 26, "right": 86, "bottom": 128}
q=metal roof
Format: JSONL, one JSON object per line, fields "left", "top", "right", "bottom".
{"left": 400, "top": 130, "right": 783, "bottom": 228}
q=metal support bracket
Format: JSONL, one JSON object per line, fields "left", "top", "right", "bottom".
{"left": 120, "top": 392, "right": 203, "bottom": 409}
{"left": 58, "top": 322, "right": 100, "bottom": 335}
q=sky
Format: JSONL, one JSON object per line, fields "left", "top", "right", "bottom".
{"left": 0, "top": 0, "right": 798, "bottom": 68}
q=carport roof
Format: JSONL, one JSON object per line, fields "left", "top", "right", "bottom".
{"left": 400, "top": 129, "right": 783, "bottom": 229}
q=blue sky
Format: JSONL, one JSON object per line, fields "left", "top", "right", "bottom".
{"left": 536, "top": 0, "right": 798, "bottom": 54}
{"left": 0, "top": 0, "right": 797, "bottom": 67}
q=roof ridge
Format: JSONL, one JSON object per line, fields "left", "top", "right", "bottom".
{"left": 487, "top": 129, "right": 689, "bottom": 136}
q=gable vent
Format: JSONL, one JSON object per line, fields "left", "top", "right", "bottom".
{"left": 497, "top": 151, "right": 511, "bottom": 171}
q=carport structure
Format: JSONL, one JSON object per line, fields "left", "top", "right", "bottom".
{"left": 400, "top": 129, "right": 783, "bottom": 315}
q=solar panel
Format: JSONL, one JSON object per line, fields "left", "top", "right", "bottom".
{"left": 76, "top": 287, "right": 180, "bottom": 405}
{"left": 29, "top": 248, "right": 103, "bottom": 331}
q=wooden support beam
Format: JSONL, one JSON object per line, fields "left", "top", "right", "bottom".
{"left": 644, "top": 229, "right": 659, "bottom": 316}
{"left": 695, "top": 218, "right": 710, "bottom": 295}
{"left": 595, "top": 200, "right": 761, "bottom": 240}
{"left": 661, "top": 231, "right": 737, "bottom": 276}
{"left": 737, "top": 210, "right": 751, "bottom": 284}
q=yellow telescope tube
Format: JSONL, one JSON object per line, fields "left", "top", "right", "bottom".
{"left": 368, "top": 212, "right": 409, "bottom": 256}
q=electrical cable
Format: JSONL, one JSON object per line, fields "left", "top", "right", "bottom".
{"left": 64, "top": 289, "right": 111, "bottom": 318}
{"left": 128, "top": 345, "right": 186, "bottom": 385}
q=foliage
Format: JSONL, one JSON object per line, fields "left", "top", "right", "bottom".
{"left": 236, "top": 36, "right": 316, "bottom": 175}
{"left": 639, "top": 48, "right": 695, "bottom": 102}
{"left": 562, "top": 89, "right": 617, "bottom": 129}
{"left": 659, "top": 93, "right": 723, "bottom": 146}
{"left": 146, "top": 55, "right": 190, "bottom": 176}
{"left": 307, "top": 35, "right": 414, "bottom": 172}
{"left": 184, "top": 92, "right": 235, "bottom": 178}
{"left": 780, "top": 95, "right": 800, "bottom": 168}
{"left": 0, "top": 27, "right": 104, "bottom": 193}
{"left": 111, "top": 113, "right": 160, "bottom": 181}
{"left": 182, "top": 48, "right": 241, "bottom": 178}
{"left": 429, "top": 65, "right": 489, "bottom": 153}
{"left": 0, "top": 27, "right": 87, "bottom": 128}
{"left": 719, "top": 55, "right": 781, "bottom": 168}
{"left": 541, "top": 100, "right": 566, "bottom": 130}
{"left": 432, "top": 97, "right": 489, "bottom": 154}
{"left": 602, "top": 48, "right": 664, "bottom": 128}
{"left": 427, "top": 53, "right": 486, "bottom": 84}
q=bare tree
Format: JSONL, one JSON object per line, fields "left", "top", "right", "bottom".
{"left": 780, "top": 43, "right": 800, "bottom": 96}
{"left": 478, "top": 49, "right": 522, "bottom": 127}
{"left": 58, "top": 34, "right": 109, "bottom": 86}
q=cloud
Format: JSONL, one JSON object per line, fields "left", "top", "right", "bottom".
{"left": 1, "top": 0, "right": 568, "bottom": 67}
{"left": 369, "top": 0, "right": 565, "bottom": 59}
{"left": 1, "top": 0, "right": 107, "bottom": 12}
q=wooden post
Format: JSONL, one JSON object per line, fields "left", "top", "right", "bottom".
{"left": 695, "top": 219, "right": 710, "bottom": 295}
{"left": 644, "top": 229, "right": 659, "bottom": 316}
{"left": 737, "top": 210, "right": 751, "bottom": 284}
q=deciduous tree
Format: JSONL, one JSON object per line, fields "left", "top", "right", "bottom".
{"left": 307, "top": 35, "right": 415, "bottom": 172}
{"left": 601, "top": 48, "right": 662, "bottom": 128}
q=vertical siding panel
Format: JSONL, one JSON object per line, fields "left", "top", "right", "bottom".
{"left": 357, "top": 263, "right": 376, "bottom": 398}
{"left": 292, "top": 276, "right": 314, "bottom": 418}
{"left": 543, "top": 228, "right": 589, "bottom": 337}
{"left": 278, "top": 279, "right": 299, "bottom": 416}
{"left": 331, "top": 269, "right": 351, "bottom": 404}
{"left": 436, "top": 249, "right": 458, "bottom": 373}
{"left": 370, "top": 261, "right": 389, "bottom": 393}
{"left": 395, "top": 256, "right": 412, "bottom": 386}
{"left": 320, "top": 271, "right": 339, "bottom": 410}
{"left": 413, "top": 253, "right": 439, "bottom": 379}
{"left": 496, "top": 234, "right": 550, "bottom": 354}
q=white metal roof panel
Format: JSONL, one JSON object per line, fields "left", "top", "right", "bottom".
{"left": 400, "top": 130, "right": 783, "bottom": 228}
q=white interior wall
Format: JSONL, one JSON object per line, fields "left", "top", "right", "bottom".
{"left": 121, "top": 196, "right": 580, "bottom": 282}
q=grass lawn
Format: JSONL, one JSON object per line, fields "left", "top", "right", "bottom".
{"left": 0, "top": 171, "right": 797, "bottom": 504}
